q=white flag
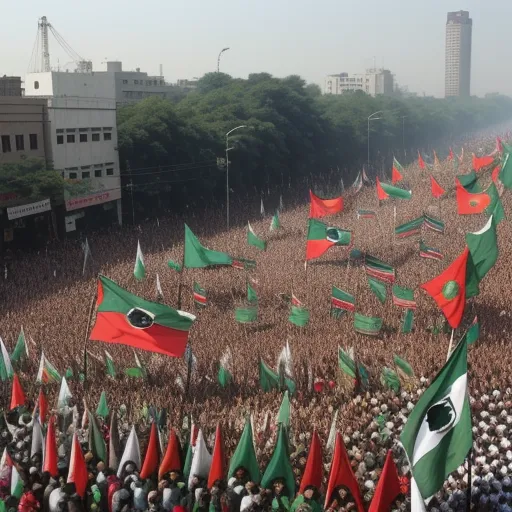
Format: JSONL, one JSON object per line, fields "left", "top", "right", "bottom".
{"left": 156, "top": 273, "right": 164, "bottom": 298}
{"left": 326, "top": 409, "right": 338, "bottom": 452}
{"left": 82, "top": 238, "right": 91, "bottom": 276}
{"left": 188, "top": 429, "right": 212, "bottom": 489}
{"left": 134, "top": 240, "right": 146, "bottom": 281}
{"left": 117, "top": 425, "right": 141, "bottom": 478}
{"left": 0, "top": 337, "right": 13, "bottom": 379}
{"left": 260, "top": 198, "right": 265, "bottom": 217}
{"left": 57, "top": 377, "right": 72, "bottom": 409}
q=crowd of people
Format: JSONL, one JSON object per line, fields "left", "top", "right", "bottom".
{"left": 0, "top": 130, "right": 511, "bottom": 511}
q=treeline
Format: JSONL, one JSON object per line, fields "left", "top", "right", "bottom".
{"left": 117, "top": 72, "right": 512, "bottom": 216}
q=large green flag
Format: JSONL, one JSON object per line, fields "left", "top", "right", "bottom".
{"left": 400, "top": 338, "right": 471, "bottom": 507}
{"left": 338, "top": 347, "right": 356, "bottom": 379}
{"left": 96, "top": 391, "right": 109, "bottom": 418}
{"left": 402, "top": 309, "right": 414, "bottom": 334}
{"left": 368, "top": 277, "right": 387, "bottom": 304}
{"left": 485, "top": 183, "right": 505, "bottom": 224}
{"left": 392, "top": 285, "right": 416, "bottom": 309}
{"left": 11, "top": 327, "right": 28, "bottom": 364}
{"left": 394, "top": 354, "right": 414, "bottom": 378}
{"left": 499, "top": 151, "right": 512, "bottom": 189}
{"left": 235, "top": 306, "right": 258, "bottom": 324}
{"left": 456, "top": 171, "right": 481, "bottom": 193}
{"left": 354, "top": 313, "right": 382, "bottom": 336}
{"left": 259, "top": 359, "right": 280, "bottom": 392}
{"left": 88, "top": 411, "right": 108, "bottom": 462}
{"left": 184, "top": 224, "right": 232, "bottom": 268}
{"left": 247, "top": 222, "right": 267, "bottom": 251}
{"left": 228, "top": 418, "right": 260, "bottom": 483}
{"left": 288, "top": 306, "right": 310, "bottom": 327}
{"left": 134, "top": 241, "right": 146, "bottom": 281}
{"left": 465, "top": 216, "right": 498, "bottom": 282}
{"left": 395, "top": 217, "right": 424, "bottom": 239}
{"left": 277, "top": 391, "right": 290, "bottom": 427}
{"left": 380, "top": 182, "right": 412, "bottom": 200}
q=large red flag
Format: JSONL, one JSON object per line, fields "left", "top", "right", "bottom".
{"left": 455, "top": 179, "right": 491, "bottom": 214}
{"left": 376, "top": 178, "right": 389, "bottom": 200}
{"left": 472, "top": 154, "right": 494, "bottom": 171}
{"left": 43, "top": 416, "right": 59, "bottom": 477}
{"left": 140, "top": 422, "right": 159, "bottom": 479}
{"left": 68, "top": 432, "right": 88, "bottom": 497}
{"left": 325, "top": 433, "right": 364, "bottom": 511}
{"left": 418, "top": 151, "right": 426, "bottom": 170}
{"left": 207, "top": 424, "right": 226, "bottom": 488}
{"left": 368, "top": 450, "right": 401, "bottom": 512}
{"left": 299, "top": 430, "right": 323, "bottom": 493}
{"left": 10, "top": 374, "right": 25, "bottom": 410}
{"left": 421, "top": 248, "right": 469, "bottom": 328}
{"left": 159, "top": 429, "right": 182, "bottom": 479}
{"left": 492, "top": 165, "right": 501, "bottom": 183}
{"left": 38, "top": 387, "right": 48, "bottom": 424}
{"left": 309, "top": 190, "right": 343, "bottom": 218}
{"left": 430, "top": 176, "right": 445, "bottom": 199}
{"left": 391, "top": 165, "right": 403, "bottom": 184}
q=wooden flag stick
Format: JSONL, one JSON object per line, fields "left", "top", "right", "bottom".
{"left": 446, "top": 328, "right": 455, "bottom": 361}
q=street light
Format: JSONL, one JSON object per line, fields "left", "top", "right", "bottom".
{"left": 367, "top": 111, "right": 383, "bottom": 170}
{"left": 217, "top": 47, "right": 230, "bottom": 73}
{"left": 226, "top": 125, "right": 247, "bottom": 230}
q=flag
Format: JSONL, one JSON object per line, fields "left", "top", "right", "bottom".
{"left": 299, "top": 430, "right": 322, "bottom": 493}
{"left": 325, "top": 433, "right": 364, "bottom": 511}
{"left": 392, "top": 158, "right": 404, "bottom": 184}
{"left": 423, "top": 214, "right": 445, "bottom": 234}
{"left": 331, "top": 287, "right": 355, "bottom": 317}
{"left": 104, "top": 350, "right": 116, "bottom": 378}
{"left": 10, "top": 374, "right": 25, "bottom": 410}
{"left": 421, "top": 248, "right": 469, "bottom": 329}
{"left": 0, "top": 338, "right": 13, "bottom": 382}
{"left": 270, "top": 211, "right": 281, "bottom": 231}
{"left": 485, "top": 182, "right": 505, "bottom": 224}
{"left": 401, "top": 309, "right": 414, "bottom": 333}
{"left": 90, "top": 275, "right": 196, "bottom": 358}
{"left": 43, "top": 417, "right": 58, "bottom": 477}
{"left": 458, "top": 147, "right": 464, "bottom": 164}
{"left": 247, "top": 277, "right": 258, "bottom": 304}
{"left": 464, "top": 316, "right": 480, "bottom": 345}
{"left": 188, "top": 429, "right": 212, "bottom": 489}
{"left": 492, "top": 165, "right": 501, "bottom": 183}
{"left": 134, "top": 240, "right": 146, "bottom": 281}
{"left": 35, "top": 352, "right": 61, "bottom": 384}
{"left": 88, "top": 411, "right": 107, "bottom": 463}
{"left": 473, "top": 153, "right": 494, "bottom": 171}
{"left": 466, "top": 216, "right": 498, "bottom": 282}
{"left": 159, "top": 429, "right": 182, "bottom": 479}
{"left": 218, "top": 348, "right": 233, "bottom": 388}
{"left": 306, "top": 219, "right": 352, "bottom": 261}
{"left": 193, "top": 282, "right": 207, "bottom": 308}
{"left": 379, "top": 181, "right": 412, "bottom": 200}
{"left": 260, "top": 198, "right": 265, "bottom": 217}
{"left": 433, "top": 151, "right": 440, "bottom": 168}
{"left": 184, "top": 224, "right": 232, "bottom": 268}
{"left": 392, "top": 285, "right": 416, "bottom": 309}
{"left": 109, "top": 413, "right": 120, "bottom": 471}
{"left": 365, "top": 255, "right": 395, "bottom": 283}
{"left": 277, "top": 391, "right": 291, "bottom": 427}
{"left": 419, "top": 241, "right": 443, "bottom": 261}
{"left": 368, "top": 450, "right": 401, "bottom": 512}
{"left": 235, "top": 306, "right": 258, "bottom": 324}
{"left": 38, "top": 388, "right": 48, "bottom": 424}
{"left": 228, "top": 417, "right": 260, "bottom": 483}
{"left": 338, "top": 347, "right": 357, "bottom": 387}
{"left": 261, "top": 424, "right": 295, "bottom": 499}
{"left": 356, "top": 209, "right": 376, "bottom": 219}
{"left": 368, "top": 277, "right": 387, "bottom": 304}
{"left": 231, "top": 257, "right": 256, "bottom": 270}
{"left": 31, "top": 417, "right": 43, "bottom": 458}
{"left": 395, "top": 217, "right": 423, "bottom": 239}
{"left": 96, "top": 391, "right": 109, "bottom": 418}
{"left": 326, "top": 410, "right": 338, "bottom": 452}
{"left": 57, "top": 376, "right": 72, "bottom": 409}
{"left": 140, "top": 422, "right": 159, "bottom": 479}
{"left": 381, "top": 367, "right": 400, "bottom": 393}
{"left": 394, "top": 354, "right": 414, "bottom": 379}
{"left": 259, "top": 359, "right": 279, "bottom": 392}
{"left": 448, "top": 148, "right": 454, "bottom": 161}
{"left": 68, "top": 432, "right": 88, "bottom": 497}
{"left": 168, "top": 260, "right": 182, "bottom": 272}
{"left": 156, "top": 273, "right": 164, "bottom": 299}
{"left": 289, "top": 305, "right": 310, "bottom": 327}
{"left": 376, "top": 177, "right": 388, "bottom": 200}
{"left": 418, "top": 151, "right": 426, "bottom": 170}
{"left": 277, "top": 341, "right": 293, "bottom": 389}
{"left": 309, "top": 190, "right": 343, "bottom": 218}
{"left": 362, "top": 167, "right": 371, "bottom": 184}
{"left": 208, "top": 424, "right": 226, "bottom": 488}
{"left": 499, "top": 151, "right": 512, "bottom": 189}
{"left": 82, "top": 237, "right": 91, "bottom": 276}
{"left": 117, "top": 425, "right": 141, "bottom": 477}
{"left": 457, "top": 171, "right": 482, "bottom": 193}
{"left": 455, "top": 179, "right": 491, "bottom": 215}
{"left": 11, "top": 326, "right": 28, "bottom": 364}
{"left": 400, "top": 336, "right": 471, "bottom": 507}
{"left": 354, "top": 313, "right": 382, "bottom": 336}
{"left": 350, "top": 172, "right": 363, "bottom": 195}
{"left": 430, "top": 176, "right": 445, "bottom": 199}
{"left": 247, "top": 222, "right": 267, "bottom": 251}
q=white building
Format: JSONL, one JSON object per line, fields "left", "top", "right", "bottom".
{"left": 445, "top": 10, "right": 472, "bottom": 98}
{"left": 324, "top": 69, "right": 394, "bottom": 97}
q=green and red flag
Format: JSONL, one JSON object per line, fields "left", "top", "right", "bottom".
{"left": 379, "top": 181, "right": 412, "bottom": 200}
{"left": 472, "top": 153, "right": 494, "bottom": 171}
{"left": 193, "top": 282, "right": 207, "bottom": 308}
{"left": 36, "top": 352, "right": 61, "bottom": 384}
{"left": 331, "top": 287, "right": 355, "bottom": 317}
{"left": 423, "top": 214, "right": 445, "bottom": 234}
{"left": 419, "top": 240, "right": 443, "bottom": 261}
{"left": 421, "top": 248, "right": 469, "bottom": 329}
{"left": 430, "top": 176, "right": 445, "bottom": 199}
{"left": 309, "top": 190, "right": 343, "bottom": 218}
{"left": 392, "top": 285, "right": 416, "bottom": 309}
{"left": 457, "top": 171, "right": 481, "bottom": 193}
{"left": 90, "top": 275, "right": 196, "bottom": 358}
{"left": 354, "top": 313, "right": 383, "bottom": 336}
{"left": 357, "top": 209, "right": 376, "bottom": 219}
{"left": 247, "top": 222, "right": 267, "bottom": 251}
{"left": 0, "top": 338, "right": 13, "bottom": 382}
{"left": 231, "top": 258, "right": 256, "bottom": 270}
{"left": 368, "top": 277, "right": 387, "bottom": 304}
{"left": 465, "top": 216, "right": 498, "bottom": 282}
{"left": 306, "top": 219, "right": 352, "bottom": 261}
{"left": 392, "top": 158, "right": 404, "bottom": 184}
{"left": 338, "top": 347, "right": 356, "bottom": 380}
{"left": 455, "top": 179, "right": 491, "bottom": 214}
{"left": 376, "top": 177, "right": 388, "bottom": 200}
{"left": 184, "top": 224, "right": 232, "bottom": 268}
{"left": 395, "top": 217, "right": 423, "bottom": 239}
{"left": 365, "top": 255, "right": 395, "bottom": 283}
{"left": 401, "top": 309, "right": 414, "bottom": 334}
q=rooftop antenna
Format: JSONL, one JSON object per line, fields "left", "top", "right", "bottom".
{"left": 39, "top": 16, "right": 51, "bottom": 72}
{"left": 159, "top": 63, "right": 163, "bottom": 78}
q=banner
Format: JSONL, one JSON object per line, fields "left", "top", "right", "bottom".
{"left": 7, "top": 199, "right": 51, "bottom": 220}
{"left": 65, "top": 188, "right": 121, "bottom": 212}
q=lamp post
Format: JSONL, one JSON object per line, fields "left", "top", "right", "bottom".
{"left": 217, "top": 47, "right": 230, "bottom": 73}
{"left": 401, "top": 115, "right": 408, "bottom": 154}
{"left": 226, "top": 125, "right": 247, "bottom": 230}
{"left": 367, "top": 111, "right": 383, "bottom": 170}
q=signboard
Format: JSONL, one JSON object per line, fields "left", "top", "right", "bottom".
{"left": 65, "top": 188, "right": 121, "bottom": 212}
{"left": 7, "top": 199, "right": 51, "bottom": 220}
{"left": 65, "top": 211, "right": 85, "bottom": 232}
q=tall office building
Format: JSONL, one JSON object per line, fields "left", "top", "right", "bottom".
{"left": 445, "top": 10, "right": 472, "bottom": 97}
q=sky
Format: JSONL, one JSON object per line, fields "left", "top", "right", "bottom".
{"left": 3, "top": 0, "right": 512, "bottom": 98}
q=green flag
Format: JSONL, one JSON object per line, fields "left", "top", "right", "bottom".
{"left": 368, "top": 277, "right": 387, "bottom": 304}
{"left": 228, "top": 418, "right": 260, "bottom": 483}
{"left": 0, "top": 338, "right": 13, "bottom": 382}
{"left": 88, "top": 411, "right": 108, "bottom": 462}
{"left": 380, "top": 182, "right": 412, "bottom": 200}
{"left": 134, "top": 241, "right": 146, "bottom": 281}
{"left": 184, "top": 224, "right": 232, "bottom": 268}
{"left": 277, "top": 391, "right": 290, "bottom": 427}
{"left": 167, "top": 260, "right": 182, "bottom": 272}
{"left": 183, "top": 441, "right": 193, "bottom": 482}
{"left": 105, "top": 351, "right": 116, "bottom": 378}
{"left": 499, "top": 151, "right": 512, "bottom": 189}
{"left": 259, "top": 359, "right": 280, "bottom": 392}
{"left": 11, "top": 327, "right": 28, "bottom": 364}
{"left": 235, "top": 306, "right": 258, "bottom": 324}
{"left": 381, "top": 367, "right": 400, "bottom": 393}
{"left": 466, "top": 216, "right": 498, "bottom": 282}
{"left": 338, "top": 348, "right": 356, "bottom": 379}
{"left": 96, "top": 391, "right": 109, "bottom": 418}
{"left": 354, "top": 313, "right": 382, "bottom": 336}
{"left": 289, "top": 306, "right": 310, "bottom": 327}
{"left": 393, "top": 354, "right": 414, "bottom": 378}
{"left": 400, "top": 337, "right": 471, "bottom": 505}
{"left": 395, "top": 217, "right": 424, "bottom": 239}
{"left": 365, "top": 255, "right": 395, "bottom": 283}
{"left": 465, "top": 316, "right": 479, "bottom": 345}
{"left": 247, "top": 278, "right": 258, "bottom": 304}
{"left": 401, "top": 309, "right": 414, "bottom": 334}
{"left": 270, "top": 211, "right": 281, "bottom": 231}
{"left": 485, "top": 183, "right": 505, "bottom": 224}
{"left": 457, "top": 171, "right": 481, "bottom": 193}
{"left": 247, "top": 222, "right": 267, "bottom": 251}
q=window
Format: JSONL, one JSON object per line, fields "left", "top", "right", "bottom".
{"left": 134, "top": 80, "right": 139, "bottom": 85}
{"left": 66, "top": 134, "right": 75, "bottom": 143}
{"left": 1, "top": 136, "right": 11, "bottom": 153}
{"left": 34, "top": 81, "right": 40, "bottom": 89}
{"left": 82, "top": 171, "right": 90, "bottom": 179}
{"left": 56, "top": 128, "right": 64, "bottom": 134}
{"left": 80, "top": 133, "right": 87, "bottom": 143}
{"left": 104, "top": 132, "right": 112, "bottom": 141}
{"left": 106, "top": 168, "right": 114, "bottom": 176}
{"left": 94, "top": 169, "right": 102, "bottom": 178}
{"left": 92, "top": 133, "right": 100, "bottom": 142}
{"left": 66, "top": 128, "right": 76, "bottom": 133}
{"left": 122, "top": 79, "right": 128, "bottom": 84}
{"left": 69, "top": 172, "right": 77, "bottom": 179}
{"left": 15, "top": 135, "right": 24, "bottom": 151}
{"left": 57, "top": 135, "right": 64, "bottom": 145}
{"left": 79, "top": 128, "right": 88, "bottom": 132}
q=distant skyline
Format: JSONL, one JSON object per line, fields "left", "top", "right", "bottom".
{"left": 3, "top": 1, "right": 512, "bottom": 98}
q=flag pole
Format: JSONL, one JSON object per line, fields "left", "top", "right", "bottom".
{"left": 83, "top": 292, "right": 97, "bottom": 389}
{"left": 177, "top": 247, "right": 185, "bottom": 310}
{"left": 466, "top": 446, "right": 472, "bottom": 511}
{"left": 446, "top": 328, "right": 455, "bottom": 362}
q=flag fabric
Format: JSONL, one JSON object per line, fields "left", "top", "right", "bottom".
{"left": 159, "top": 429, "right": 182, "bottom": 479}
{"left": 365, "top": 255, "right": 395, "bottom": 284}
{"left": 465, "top": 216, "right": 498, "bottom": 282}
{"left": 356, "top": 209, "right": 376, "bottom": 219}
{"left": 193, "top": 282, "right": 207, "bottom": 308}
{"left": 368, "top": 450, "right": 401, "bottom": 512}
{"left": 235, "top": 306, "right": 258, "bottom": 324}
{"left": 326, "top": 410, "right": 339, "bottom": 453}
{"left": 455, "top": 179, "right": 491, "bottom": 215}
{"left": 38, "top": 388, "right": 48, "bottom": 424}
{"left": 156, "top": 273, "right": 164, "bottom": 299}
{"left": 299, "top": 430, "right": 323, "bottom": 493}
{"left": 381, "top": 367, "right": 400, "bottom": 393}
{"left": 90, "top": 275, "right": 196, "bottom": 358}
{"left": 231, "top": 258, "right": 256, "bottom": 270}
{"left": 228, "top": 417, "right": 260, "bottom": 483}
{"left": 208, "top": 424, "right": 226, "bottom": 488}
{"left": 401, "top": 309, "right": 414, "bottom": 333}
{"left": 88, "top": 411, "right": 107, "bottom": 463}
{"left": 395, "top": 217, "right": 424, "bottom": 239}
{"left": 31, "top": 418, "right": 43, "bottom": 458}
{"left": 247, "top": 222, "right": 267, "bottom": 251}
{"left": 57, "top": 376, "right": 72, "bottom": 409}
{"left": 10, "top": 374, "right": 25, "bottom": 410}
{"left": 485, "top": 182, "right": 505, "bottom": 224}
{"left": 448, "top": 148, "right": 454, "bottom": 161}
{"left": 306, "top": 219, "right": 352, "bottom": 261}
{"left": 289, "top": 305, "right": 310, "bottom": 327}
{"left": 423, "top": 214, "right": 445, "bottom": 234}
{"left": 168, "top": 260, "right": 182, "bottom": 272}
{"left": 43, "top": 417, "right": 58, "bottom": 477}
{"left": 0, "top": 338, "right": 13, "bottom": 382}
{"left": 376, "top": 177, "right": 388, "bottom": 201}
{"left": 82, "top": 237, "right": 91, "bottom": 276}
{"left": 492, "top": 165, "right": 501, "bottom": 184}
{"left": 457, "top": 171, "right": 482, "bottom": 193}
{"left": 68, "top": 433, "right": 88, "bottom": 497}
{"left": 394, "top": 354, "right": 414, "bottom": 378}
{"left": 218, "top": 348, "right": 233, "bottom": 388}
{"left": 309, "top": 190, "right": 343, "bottom": 218}
{"left": 400, "top": 336, "right": 471, "bottom": 507}
{"left": 331, "top": 287, "right": 355, "bottom": 317}
{"left": 392, "top": 285, "right": 416, "bottom": 309}
{"left": 277, "top": 342, "right": 293, "bottom": 389}
{"left": 247, "top": 277, "right": 258, "bottom": 304}
{"left": 465, "top": 316, "right": 480, "bottom": 345}
{"left": 260, "top": 198, "right": 265, "bottom": 217}
{"left": 473, "top": 153, "right": 494, "bottom": 171}
{"left": 418, "top": 151, "right": 426, "bottom": 170}
{"left": 188, "top": 429, "right": 212, "bottom": 489}
{"left": 430, "top": 176, "right": 445, "bottom": 199}
{"left": 270, "top": 211, "right": 281, "bottom": 231}
{"left": 11, "top": 327, "right": 28, "bottom": 364}
{"left": 35, "top": 352, "right": 61, "bottom": 384}
{"left": 419, "top": 241, "right": 443, "bottom": 261}
{"left": 259, "top": 359, "right": 280, "bottom": 392}
{"left": 433, "top": 151, "right": 440, "bottom": 168}
{"left": 421, "top": 248, "right": 469, "bottom": 329}
{"left": 338, "top": 347, "right": 356, "bottom": 382}
{"left": 354, "top": 313, "right": 382, "bottom": 336}
{"left": 325, "top": 433, "right": 364, "bottom": 511}
{"left": 104, "top": 350, "right": 116, "bottom": 378}
{"left": 117, "top": 425, "right": 141, "bottom": 477}
{"left": 379, "top": 181, "right": 412, "bottom": 200}
{"left": 392, "top": 158, "right": 404, "bottom": 184}
{"left": 96, "top": 391, "right": 109, "bottom": 418}
{"left": 351, "top": 172, "right": 363, "bottom": 194}
{"left": 184, "top": 224, "right": 232, "bottom": 268}
{"left": 277, "top": 391, "right": 291, "bottom": 427}
{"left": 499, "top": 151, "right": 512, "bottom": 189}
{"left": 368, "top": 277, "right": 387, "bottom": 304}
{"left": 140, "top": 422, "right": 159, "bottom": 479}
{"left": 134, "top": 241, "right": 146, "bottom": 281}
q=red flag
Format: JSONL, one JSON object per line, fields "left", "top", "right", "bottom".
{"left": 68, "top": 432, "right": 88, "bottom": 497}
{"left": 299, "top": 430, "right": 323, "bottom": 493}
{"left": 368, "top": 450, "right": 401, "bottom": 512}
{"left": 430, "top": 176, "right": 445, "bottom": 199}
{"left": 309, "top": 190, "right": 343, "bottom": 218}
{"left": 433, "top": 150, "right": 440, "bottom": 167}
{"left": 207, "top": 424, "right": 226, "bottom": 488}
{"left": 448, "top": 148, "right": 454, "bottom": 161}
{"left": 325, "top": 433, "right": 364, "bottom": 511}
{"left": 421, "top": 248, "right": 469, "bottom": 329}
{"left": 10, "top": 374, "right": 26, "bottom": 410}
{"left": 140, "top": 422, "right": 160, "bottom": 479}
{"left": 391, "top": 166, "right": 403, "bottom": 184}
{"left": 418, "top": 151, "right": 425, "bottom": 170}
{"left": 455, "top": 179, "right": 491, "bottom": 214}
{"left": 376, "top": 178, "right": 389, "bottom": 201}
{"left": 38, "top": 388, "right": 48, "bottom": 424}
{"left": 159, "top": 429, "right": 182, "bottom": 479}
{"left": 492, "top": 165, "right": 501, "bottom": 183}
{"left": 43, "top": 416, "right": 59, "bottom": 477}
{"left": 472, "top": 154, "right": 494, "bottom": 171}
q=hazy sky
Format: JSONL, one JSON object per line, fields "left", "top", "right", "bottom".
{"left": 3, "top": 1, "right": 512, "bottom": 98}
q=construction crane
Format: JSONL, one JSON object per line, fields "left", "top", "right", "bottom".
{"left": 28, "top": 16, "right": 91, "bottom": 73}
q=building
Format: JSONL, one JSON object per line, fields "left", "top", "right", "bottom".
{"left": 0, "top": 76, "right": 23, "bottom": 97}
{"left": 324, "top": 69, "right": 394, "bottom": 97}
{"left": 445, "top": 10, "right": 472, "bottom": 97}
